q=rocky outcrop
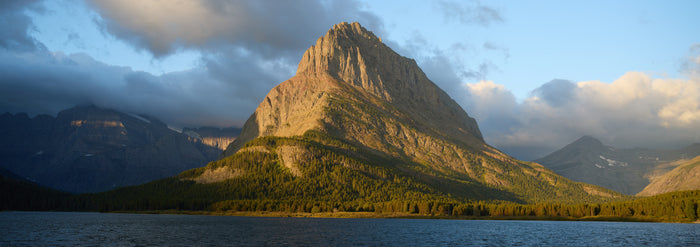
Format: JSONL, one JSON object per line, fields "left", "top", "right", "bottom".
{"left": 637, "top": 155, "right": 700, "bottom": 196}
{"left": 183, "top": 127, "right": 241, "bottom": 150}
{"left": 223, "top": 22, "right": 482, "bottom": 157}
{"left": 298, "top": 23, "right": 482, "bottom": 145}
{"left": 190, "top": 166, "right": 244, "bottom": 184}
{"left": 215, "top": 22, "right": 622, "bottom": 203}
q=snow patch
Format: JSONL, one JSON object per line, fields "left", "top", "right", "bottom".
{"left": 594, "top": 164, "right": 604, "bottom": 169}
{"left": 638, "top": 156, "right": 660, "bottom": 161}
{"left": 126, "top": 113, "right": 151, "bottom": 124}
{"left": 184, "top": 130, "right": 202, "bottom": 139}
{"left": 599, "top": 155, "right": 628, "bottom": 167}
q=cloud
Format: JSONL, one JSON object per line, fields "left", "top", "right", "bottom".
{"left": 483, "top": 42, "right": 509, "bottom": 60}
{"left": 0, "top": 0, "right": 385, "bottom": 129}
{"left": 4, "top": 0, "right": 698, "bottom": 165}
{"left": 0, "top": 0, "right": 44, "bottom": 51}
{"left": 530, "top": 79, "right": 576, "bottom": 106}
{"left": 426, "top": 44, "right": 700, "bottom": 160}
{"left": 88, "top": 0, "right": 384, "bottom": 58}
{"left": 460, "top": 72, "right": 700, "bottom": 161}
{"left": 682, "top": 43, "right": 700, "bottom": 78}
{"left": 434, "top": 0, "right": 503, "bottom": 27}
{"left": 395, "top": 32, "right": 504, "bottom": 106}
{"left": 0, "top": 49, "right": 258, "bottom": 127}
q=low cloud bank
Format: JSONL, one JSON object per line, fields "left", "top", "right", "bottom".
{"left": 461, "top": 69, "right": 700, "bottom": 160}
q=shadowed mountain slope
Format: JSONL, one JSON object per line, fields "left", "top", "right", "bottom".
{"left": 536, "top": 136, "right": 700, "bottom": 195}
{"left": 0, "top": 105, "right": 221, "bottom": 193}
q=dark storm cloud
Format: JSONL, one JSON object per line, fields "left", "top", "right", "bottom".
{"left": 0, "top": 49, "right": 260, "bottom": 127}
{"left": 0, "top": 0, "right": 384, "bottom": 128}
{"left": 88, "top": 0, "right": 384, "bottom": 59}
{"left": 0, "top": 0, "right": 44, "bottom": 51}
{"left": 83, "top": 0, "right": 383, "bottom": 126}
{"left": 530, "top": 79, "right": 576, "bottom": 106}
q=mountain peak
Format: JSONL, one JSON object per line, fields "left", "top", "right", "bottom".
{"left": 209, "top": 22, "right": 626, "bottom": 203}
{"left": 224, "top": 22, "right": 483, "bottom": 157}
{"left": 329, "top": 22, "right": 379, "bottom": 41}
{"left": 296, "top": 22, "right": 397, "bottom": 100}
{"left": 300, "top": 22, "right": 482, "bottom": 138}
{"left": 544, "top": 135, "right": 608, "bottom": 157}
{"left": 572, "top": 135, "right": 604, "bottom": 147}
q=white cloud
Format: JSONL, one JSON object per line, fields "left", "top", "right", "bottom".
{"left": 460, "top": 72, "right": 700, "bottom": 160}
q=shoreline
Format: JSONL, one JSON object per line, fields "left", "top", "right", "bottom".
{"left": 102, "top": 210, "right": 697, "bottom": 223}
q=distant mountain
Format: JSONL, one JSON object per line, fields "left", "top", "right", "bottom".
{"left": 637, "top": 155, "right": 700, "bottom": 196}
{"left": 90, "top": 22, "right": 624, "bottom": 214}
{"left": 182, "top": 126, "right": 241, "bottom": 151}
{"left": 535, "top": 136, "right": 700, "bottom": 195}
{"left": 0, "top": 105, "right": 221, "bottom": 193}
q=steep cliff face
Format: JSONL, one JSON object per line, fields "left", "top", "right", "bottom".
{"left": 223, "top": 22, "right": 482, "bottom": 158}
{"left": 304, "top": 23, "right": 481, "bottom": 139}
{"left": 211, "top": 23, "right": 622, "bottom": 203}
{"left": 183, "top": 127, "right": 241, "bottom": 150}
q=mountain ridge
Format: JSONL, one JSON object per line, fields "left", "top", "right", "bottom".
{"left": 223, "top": 22, "right": 483, "bottom": 158}
{"left": 188, "top": 22, "right": 622, "bottom": 205}
{"left": 637, "top": 155, "right": 700, "bottom": 196}
{"left": 536, "top": 135, "right": 700, "bottom": 195}
{"left": 0, "top": 105, "right": 222, "bottom": 193}
{"left": 26, "top": 22, "right": 628, "bottom": 214}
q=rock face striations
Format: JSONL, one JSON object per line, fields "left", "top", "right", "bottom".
{"left": 200, "top": 22, "right": 619, "bottom": 203}
{"left": 224, "top": 22, "right": 482, "bottom": 158}
{"left": 183, "top": 127, "right": 241, "bottom": 150}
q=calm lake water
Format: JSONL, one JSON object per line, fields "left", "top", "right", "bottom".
{"left": 1, "top": 211, "right": 698, "bottom": 246}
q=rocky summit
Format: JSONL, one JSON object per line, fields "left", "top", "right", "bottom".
{"left": 178, "top": 22, "right": 618, "bottom": 204}
{"left": 223, "top": 22, "right": 482, "bottom": 158}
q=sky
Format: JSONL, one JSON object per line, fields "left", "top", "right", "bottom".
{"left": 1, "top": 0, "right": 699, "bottom": 160}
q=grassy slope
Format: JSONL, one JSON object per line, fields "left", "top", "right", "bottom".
{"left": 638, "top": 156, "right": 700, "bottom": 196}
{"left": 75, "top": 130, "right": 627, "bottom": 213}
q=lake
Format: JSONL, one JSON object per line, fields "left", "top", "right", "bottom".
{"left": 1, "top": 211, "right": 698, "bottom": 246}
